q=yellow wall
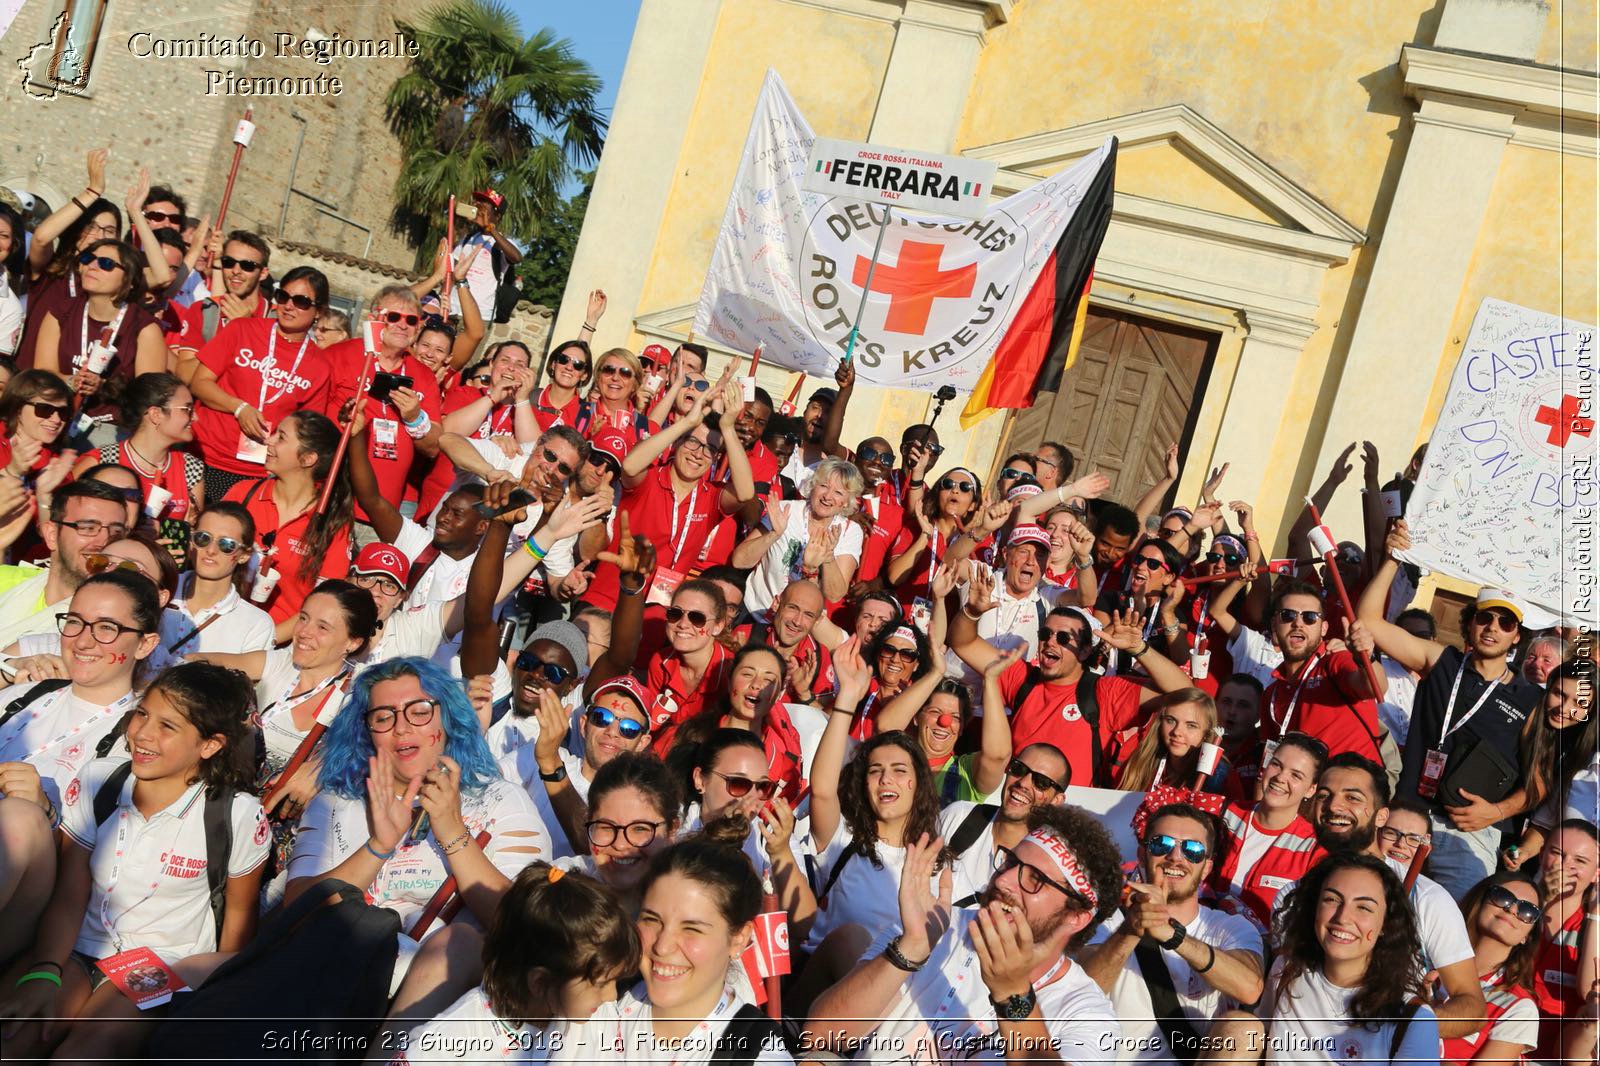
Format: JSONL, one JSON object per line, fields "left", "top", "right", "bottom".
{"left": 1537, "top": 0, "right": 1599, "bottom": 70}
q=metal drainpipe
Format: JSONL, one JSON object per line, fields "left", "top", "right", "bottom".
{"left": 279, "top": 111, "right": 308, "bottom": 237}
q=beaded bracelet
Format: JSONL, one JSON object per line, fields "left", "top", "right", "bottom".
{"left": 440, "top": 830, "right": 472, "bottom": 855}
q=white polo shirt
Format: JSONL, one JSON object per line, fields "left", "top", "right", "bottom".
{"left": 0, "top": 682, "right": 135, "bottom": 810}
{"left": 59, "top": 756, "right": 270, "bottom": 963}
{"left": 254, "top": 649, "right": 354, "bottom": 774}
{"left": 161, "top": 576, "right": 276, "bottom": 662}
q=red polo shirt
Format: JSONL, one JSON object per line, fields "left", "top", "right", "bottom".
{"left": 999, "top": 660, "right": 1147, "bottom": 789}
{"left": 643, "top": 642, "right": 735, "bottom": 754}
{"left": 322, "top": 341, "right": 442, "bottom": 523}
{"left": 1258, "top": 645, "right": 1383, "bottom": 762}
{"left": 533, "top": 386, "right": 580, "bottom": 432}
{"left": 856, "top": 493, "right": 907, "bottom": 584}
{"left": 223, "top": 477, "right": 351, "bottom": 623}
{"left": 733, "top": 620, "right": 837, "bottom": 702}
{"left": 576, "top": 400, "right": 656, "bottom": 449}
{"left": 588, "top": 465, "right": 732, "bottom": 611}
{"left": 194, "top": 318, "right": 331, "bottom": 475}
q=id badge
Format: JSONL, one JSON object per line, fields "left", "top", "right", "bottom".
{"left": 647, "top": 566, "right": 687, "bottom": 608}
{"left": 372, "top": 417, "right": 400, "bottom": 462}
{"left": 1418, "top": 747, "right": 1448, "bottom": 799}
{"left": 910, "top": 597, "right": 933, "bottom": 633}
{"left": 235, "top": 430, "right": 268, "bottom": 464}
{"left": 96, "top": 946, "right": 190, "bottom": 1009}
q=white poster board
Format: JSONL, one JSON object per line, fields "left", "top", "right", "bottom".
{"left": 802, "top": 136, "right": 996, "bottom": 218}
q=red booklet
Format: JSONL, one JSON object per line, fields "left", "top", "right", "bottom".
{"left": 96, "top": 947, "right": 190, "bottom": 1009}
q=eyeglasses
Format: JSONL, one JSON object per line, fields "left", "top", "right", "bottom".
{"left": 143, "top": 210, "right": 183, "bottom": 225}
{"left": 584, "top": 705, "right": 648, "bottom": 740}
{"left": 1039, "top": 627, "right": 1087, "bottom": 650}
{"left": 707, "top": 769, "right": 779, "bottom": 799}
{"left": 586, "top": 819, "right": 664, "bottom": 848}
{"left": 514, "top": 651, "right": 574, "bottom": 685}
{"left": 878, "top": 644, "right": 920, "bottom": 665}
{"left": 78, "top": 252, "right": 123, "bottom": 272}
{"left": 995, "top": 846, "right": 1075, "bottom": 900}
{"left": 380, "top": 311, "right": 421, "bottom": 326}
{"left": 352, "top": 572, "right": 404, "bottom": 598}
{"left": 1205, "top": 551, "right": 1243, "bottom": 565}
{"left": 1473, "top": 609, "right": 1519, "bottom": 633}
{"left": 550, "top": 353, "right": 589, "bottom": 373}
{"left": 57, "top": 612, "right": 145, "bottom": 643}
{"left": 365, "top": 697, "right": 440, "bottom": 732}
{"left": 1377, "top": 826, "right": 1431, "bottom": 849}
{"left": 162, "top": 404, "right": 195, "bottom": 417}
{"left": 1000, "top": 467, "right": 1029, "bottom": 481}
{"left": 274, "top": 291, "right": 316, "bottom": 311}
{"left": 1484, "top": 885, "right": 1542, "bottom": 925}
{"left": 599, "top": 364, "right": 635, "bottom": 379}
{"left": 1133, "top": 554, "right": 1171, "bottom": 573}
{"left": 938, "top": 477, "right": 976, "bottom": 493}
{"left": 1145, "top": 834, "right": 1210, "bottom": 864}
{"left": 84, "top": 222, "right": 120, "bottom": 239}
{"left": 858, "top": 448, "right": 894, "bottom": 465}
{"left": 665, "top": 605, "right": 712, "bottom": 629}
{"left": 1274, "top": 608, "right": 1323, "bottom": 626}
{"left": 57, "top": 518, "right": 129, "bottom": 539}
{"left": 85, "top": 553, "right": 148, "bottom": 578}
{"left": 1006, "top": 758, "right": 1065, "bottom": 792}
{"left": 220, "top": 255, "right": 262, "bottom": 272}
{"left": 191, "top": 529, "right": 243, "bottom": 555}
{"left": 28, "top": 401, "right": 71, "bottom": 421}
{"left": 676, "top": 436, "right": 713, "bottom": 457}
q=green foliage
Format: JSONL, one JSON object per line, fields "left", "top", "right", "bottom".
{"left": 516, "top": 170, "right": 593, "bottom": 309}
{"left": 386, "top": 0, "right": 606, "bottom": 258}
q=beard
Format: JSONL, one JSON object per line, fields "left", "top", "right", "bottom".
{"left": 1314, "top": 818, "right": 1376, "bottom": 854}
{"left": 977, "top": 883, "right": 1068, "bottom": 943}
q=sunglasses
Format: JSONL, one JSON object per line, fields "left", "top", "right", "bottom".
{"left": 191, "top": 529, "right": 243, "bottom": 554}
{"left": 1274, "top": 608, "right": 1323, "bottom": 626}
{"left": 858, "top": 448, "right": 894, "bottom": 465}
{"left": 586, "top": 451, "right": 622, "bottom": 476}
{"left": 707, "top": 769, "right": 779, "bottom": 799}
{"left": 584, "top": 705, "right": 648, "bottom": 740}
{"left": 599, "top": 364, "right": 635, "bottom": 379}
{"left": 143, "top": 210, "right": 183, "bottom": 225}
{"left": 1146, "top": 834, "right": 1210, "bottom": 864}
{"left": 1000, "top": 467, "right": 1029, "bottom": 481}
{"left": 878, "top": 645, "right": 919, "bottom": 665}
{"left": 638, "top": 356, "right": 657, "bottom": 371}
{"left": 220, "top": 255, "right": 262, "bottom": 272}
{"left": 541, "top": 446, "right": 575, "bottom": 478}
{"left": 28, "top": 400, "right": 71, "bottom": 422}
{"left": 1039, "top": 627, "right": 1087, "bottom": 650}
{"left": 78, "top": 252, "right": 123, "bottom": 272}
{"left": 1133, "top": 554, "right": 1172, "bottom": 573}
{"left": 665, "top": 605, "right": 711, "bottom": 629}
{"left": 1484, "top": 884, "right": 1542, "bottom": 925}
{"left": 686, "top": 378, "right": 710, "bottom": 392}
{"left": 1473, "top": 609, "right": 1519, "bottom": 633}
{"left": 85, "top": 553, "right": 148, "bottom": 578}
{"left": 274, "top": 291, "right": 316, "bottom": 310}
{"left": 514, "top": 652, "right": 574, "bottom": 685}
{"left": 1006, "top": 758, "right": 1065, "bottom": 792}
{"left": 1205, "top": 551, "right": 1243, "bottom": 565}
{"left": 381, "top": 311, "right": 421, "bottom": 326}
{"left": 550, "top": 353, "right": 590, "bottom": 373}
{"left": 938, "top": 477, "right": 976, "bottom": 493}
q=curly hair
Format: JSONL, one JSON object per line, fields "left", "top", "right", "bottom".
{"left": 480, "top": 863, "right": 639, "bottom": 1023}
{"left": 1275, "top": 852, "right": 1424, "bottom": 1027}
{"left": 1459, "top": 870, "right": 1546, "bottom": 990}
{"left": 1026, "top": 804, "right": 1126, "bottom": 949}
{"left": 838, "top": 730, "right": 943, "bottom": 869}
{"left": 800, "top": 458, "right": 865, "bottom": 515}
{"left": 141, "top": 661, "right": 259, "bottom": 795}
{"left": 317, "top": 656, "right": 500, "bottom": 800}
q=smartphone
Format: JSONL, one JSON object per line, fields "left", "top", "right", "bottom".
{"left": 369, "top": 371, "right": 414, "bottom": 405}
{"left": 474, "top": 488, "right": 535, "bottom": 518}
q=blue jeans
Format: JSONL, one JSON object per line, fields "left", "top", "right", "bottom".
{"left": 1427, "top": 813, "right": 1500, "bottom": 896}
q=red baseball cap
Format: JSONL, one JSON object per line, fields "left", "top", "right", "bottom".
{"left": 472, "top": 188, "right": 505, "bottom": 210}
{"left": 351, "top": 543, "right": 411, "bottom": 586}
{"left": 589, "top": 428, "right": 629, "bottom": 473}
{"left": 592, "top": 676, "right": 652, "bottom": 722}
{"left": 640, "top": 343, "right": 671, "bottom": 368}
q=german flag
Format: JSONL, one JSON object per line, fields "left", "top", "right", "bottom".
{"left": 960, "top": 143, "right": 1117, "bottom": 428}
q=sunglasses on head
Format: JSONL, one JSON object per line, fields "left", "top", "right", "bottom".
{"left": 1133, "top": 554, "right": 1172, "bottom": 573}
{"left": 514, "top": 651, "right": 574, "bottom": 685}
{"left": 274, "top": 291, "right": 316, "bottom": 310}
{"left": 78, "top": 252, "right": 123, "bottom": 272}
{"left": 1205, "top": 551, "right": 1243, "bottom": 565}
{"left": 1484, "top": 884, "right": 1542, "bottom": 925}
{"left": 1274, "top": 608, "right": 1323, "bottom": 626}
{"left": 143, "top": 209, "right": 183, "bottom": 225}
{"left": 600, "top": 364, "right": 635, "bottom": 379}
{"left": 858, "top": 448, "right": 894, "bottom": 465}
{"left": 938, "top": 477, "right": 976, "bottom": 494}
{"left": 191, "top": 529, "right": 243, "bottom": 554}
{"left": 85, "top": 553, "right": 147, "bottom": 578}
{"left": 1146, "top": 834, "right": 1210, "bottom": 863}
{"left": 707, "top": 768, "right": 778, "bottom": 799}
{"left": 220, "top": 255, "right": 262, "bottom": 272}
{"left": 665, "top": 605, "right": 711, "bottom": 629}
{"left": 550, "top": 352, "right": 590, "bottom": 372}
{"left": 381, "top": 311, "right": 421, "bottom": 326}
{"left": 1039, "top": 626, "right": 1087, "bottom": 650}
{"left": 28, "top": 400, "right": 71, "bottom": 422}
{"left": 584, "top": 705, "right": 647, "bottom": 740}
{"left": 1473, "top": 609, "right": 1519, "bottom": 633}
{"left": 1006, "top": 758, "right": 1064, "bottom": 792}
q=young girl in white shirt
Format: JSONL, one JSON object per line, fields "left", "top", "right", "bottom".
{"left": 0, "top": 660, "right": 267, "bottom": 1061}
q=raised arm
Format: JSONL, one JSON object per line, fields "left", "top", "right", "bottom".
{"left": 820, "top": 359, "right": 854, "bottom": 459}
{"left": 344, "top": 411, "right": 405, "bottom": 544}
{"left": 1356, "top": 519, "right": 1445, "bottom": 675}
{"left": 1101, "top": 609, "right": 1193, "bottom": 698}
{"left": 946, "top": 561, "right": 1002, "bottom": 675}
{"left": 975, "top": 646, "right": 1023, "bottom": 796}
{"left": 1017, "top": 471, "right": 1111, "bottom": 523}
{"left": 28, "top": 149, "right": 108, "bottom": 276}
{"left": 1133, "top": 443, "right": 1180, "bottom": 526}
{"left": 124, "top": 169, "right": 173, "bottom": 290}
{"left": 581, "top": 514, "right": 656, "bottom": 698}
{"left": 622, "top": 391, "right": 707, "bottom": 485}
{"left": 437, "top": 432, "right": 501, "bottom": 482}
{"left": 809, "top": 637, "right": 870, "bottom": 851}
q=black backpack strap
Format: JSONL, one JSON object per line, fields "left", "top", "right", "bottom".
{"left": 93, "top": 760, "right": 135, "bottom": 827}
{"left": 94, "top": 708, "right": 136, "bottom": 757}
{"left": 240, "top": 477, "right": 268, "bottom": 507}
{"left": 1010, "top": 665, "right": 1041, "bottom": 719}
{"left": 817, "top": 840, "right": 862, "bottom": 904}
{"left": 749, "top": 622, "right": 771, "bottom": 648}
{"left": 710, "top": 1002, "right": 785, "bottom": 1064}
{"left": 1387, "top": 1001, "right": 1421, "bottom": 1061}
{"left": 634, "top": 410, "right": 651, "bottom": 437}
{"left": 203, "top": 787, "right": 235, "bottom": 944}
{"left": 0, "top": 678, "right": 72, "bottom": 730}
{"left": 1134, "top": 937, "right": 1201, "bottom": 1061}
{"left": 1077, "top": 672, "right": 1105, "bottom": 787}
{"left": 948, "top": 803, "right": 998, "bottom": 908}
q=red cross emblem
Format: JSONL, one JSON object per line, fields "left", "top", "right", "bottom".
{"left": 1533, "top": 394, "right": 1595, "bottom": 447}
{"left": 853, "top": 240, "right": 976, "bottom": 335}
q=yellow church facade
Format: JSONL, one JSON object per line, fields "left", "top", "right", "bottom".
{"left": 555, "top": 0, "right": 1597, "bottom": 608}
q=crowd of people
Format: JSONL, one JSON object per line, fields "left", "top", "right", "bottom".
{"left": 0, "top": 151, "right": 1593, "bottom": 1065}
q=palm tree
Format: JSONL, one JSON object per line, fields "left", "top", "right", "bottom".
{"left": 386, "top": 0, "right": 606, "bottom": 257}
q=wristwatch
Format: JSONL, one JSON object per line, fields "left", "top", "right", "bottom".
{"left": 538, "top": 763, "right": 567, "bottom": 783}
{"left": 991, "top": 987, "right": 1038, "bottom": 1020}
{"left": 1156, "top": 921, "right": 1187, "bottom": 951}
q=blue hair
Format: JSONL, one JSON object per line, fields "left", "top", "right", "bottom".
{"left": 317, "top": 656, "right": 500, "bottom": 800}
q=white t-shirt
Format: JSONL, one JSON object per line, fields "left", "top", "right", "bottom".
{"left": 861, "top": 910, "right": 1120, "bottom": 1064}
{"left": 742, "top": 503, "right": 864, "bottom": 615}
{"left": 0, "top": 681, "right": 134, "bottom": 810}
{"left": 0, "top": 272, "right": 22, "bottom": 356}
{"left": 803, "top": 819, "right": 925, "bottom": 953}
{"left": 390, "top": 985, "right": 567, "bottom": 1063}
{"left": 945, "top": 570, "right": 1059, "bottom": 715}
{"left": 1264, "top": 959, "right": 1439, "bottom": 1065}
{"left": 450, "top": 231, "right": 523, "bottom": 321}
{"left": 59, "top": 756, "right": 270, "bottom": 963}
{"left": 557, "top": 984, "right": 793, "bottom": 1065}
{"left": 286, "top": 778, "right": 548, "bottom": 937}
{"left": 1226, "top": 626, "right": 1283, "bottom": 689}
{"left": 1374, "top": 659, "right": 1419, "bottom": 747}
{"left": 1088, "top": 907, "right": 1265, "bottom": 1063}
{"left": 1533, "top": 749, "right": 1600, "bottom": 829}
{"left": 496, "top": 742, "right": 586, "bottom": 860}
{"left": 1392, "top": 863, "right": 1474, "bottom": 972}
{"left": 937, "top": 801, "right": 1003, "bottom": 905}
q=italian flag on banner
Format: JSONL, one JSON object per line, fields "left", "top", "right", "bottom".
{"left": 960, "top": 148, "right": 1117, "bottom": 428}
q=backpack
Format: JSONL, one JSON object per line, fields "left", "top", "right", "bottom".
{"left": 488, "top": 244, "right": 521, "bottom": 324}
{"left": 1011, "top": 668, "right": 1107, "bottom": 787}
{"left": 148, "top": 879, "right": 401, "bottom": 1063}
{"left": 710, "top": 1002, "right": 787, "bottom": 1063}
{"left": 948, "top": 803, "right": 998, "bottom": 908}
{"left": 0, "top": 678, "right": 71, "bottom": 730}
{"left": 91, "top": 760, "right": 235, "bottom": 944}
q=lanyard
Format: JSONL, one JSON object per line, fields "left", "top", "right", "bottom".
{"left": 166, "top": 585, "right": 238, "bottom": 653}
{"left": 99, "top": 784, "right": 200, "bottom": 952}
{"left": 1437, "top": 657, "right": 1510, "bottom": 744}
{"left": 262, "top": 667, "right": 348, "bottom": 724}
{"left": 79, "top": 301, "right": 129, "bottom": 368}
{"left": 256, "top": 327, "right": 313, "bottom": 410}
{"left": 667, "top": 483, "right": 699, "bottom": 568}
{"left": 927, "top": 528, "right": 942, "bottom": 590}
{"left": 1269, "top": 654, "right": 1324, "bottom": 736}
{"left": 1141, "top": 600, "right": 1161, "bottom": 640}
{"left": 10, "top": 690, "right": 135, "bottom": 763}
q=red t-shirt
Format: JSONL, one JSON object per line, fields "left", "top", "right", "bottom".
{"left": 415, "top": 385, "right": 516, "bottom": 517}
{"left": 998, "top": 661, "right": 1147, "bottom": 789}
{"left": 322, "top": 342, "right": 443, "bottom": 523}
{"left": 194, "top": 319, "right": 331, "bottom": 475}
{"left": 587, "top": 465, "right": 732, "bottom": 611}
{"left": 1258, "top": 646, "right": 1383, "bottom": 762}
{"left": 532, "top": 386, "right": 581, "bottom": 432}
{"left": 166, "top": 293, "right": 268, "bottom": 352}
{"left": 856, "top": 494, "right": 907, "bottom": 584}
{"left": 94, "top": 440, "right": 196, "bottom": 521}
{"left": 224, "top": 477, "right": 351, "bottom": 623}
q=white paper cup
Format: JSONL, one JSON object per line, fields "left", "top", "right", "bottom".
{"left": 85, "top": 343, "right": 115, "bottom": 375}
{"left": 250, "top": 567, "right": 280, "bottom": 603}
{"left": 144, "top": 485, "right": 173, "bottom": 518}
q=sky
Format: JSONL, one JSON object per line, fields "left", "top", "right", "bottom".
{"left": 509, "top": 0, "right": 643, "bottom": 171}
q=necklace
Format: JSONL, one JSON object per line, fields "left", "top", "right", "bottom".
{"left": 123, "top": 437, "right": 168, "bottom": 478}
